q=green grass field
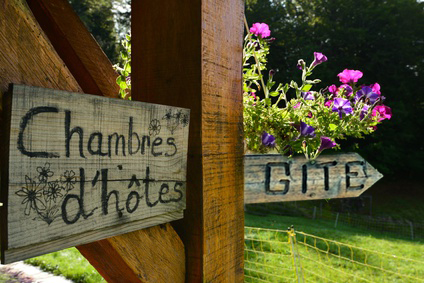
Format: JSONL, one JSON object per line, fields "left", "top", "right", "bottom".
{"left": 20, "top": 212, "right": 424, "bottom": 282}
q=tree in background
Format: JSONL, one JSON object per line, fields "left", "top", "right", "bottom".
{"left": 246, "top": 0, "right": 424, "bottom": 179}
{"left": 68, "top": 0, "right": 127, "bottom": 63}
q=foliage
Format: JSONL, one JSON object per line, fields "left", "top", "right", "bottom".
{"left": 114, "top": 33, "right": 131, "bottom": 99}
{"left": 68, "top": 0, "right": 121, "bottom": 63}
{"left": 245, "top": 0, "right": 424, "bottom": 176}
{"left": 243, "top": 22, "right": 391, "bottom": 160}
{"left": 25, "top": 248, "right": 106, "bottom": 283}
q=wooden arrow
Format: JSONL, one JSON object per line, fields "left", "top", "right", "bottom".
{"left": 244, "top": 153, "right": 383, "bottom": 204}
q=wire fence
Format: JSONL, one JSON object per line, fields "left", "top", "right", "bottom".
{"left": 245, "top": 202, "right": 424, "bottom": 240}
{"left": 244, "top": 226, "right": 424, "bottom": 283}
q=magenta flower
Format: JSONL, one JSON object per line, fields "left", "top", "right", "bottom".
{"left": 332, "top": 98, "right": 353, "bottom": 119}
{"left": 250, "top": 23, "right": 271, "bottom": 38}
{"left": 324, "top": 100, "right": 333, "bottom": 108}
{"left": 337, "top": 69, "right": 363, "bottom": 84}
{"left": 328, "top": 85, "right": 338, "bottom": 95}
{"left": 262, "top": 132, "right": 276, "bottom": 147}
{"left": 372, "top": 105, "right": 392, "bottom": 122}
{"left": 370, "top": 83, "right": 381, "bottom": 95}
{"left": 312, "top": 52, "right": 327, "bottom": 67}
{"left": 293, "top": 103, "right": 301, "bottom": 109}
{"left": 318, "top": 137, "right": 337, "bottom": 152}
{"left": 299, "top": 121, "right": 316, "bottom": 138}
{"left": 355, "top": 86, "right": 379, "bottom": 105}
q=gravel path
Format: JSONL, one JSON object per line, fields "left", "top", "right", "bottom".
{"left": 0, "top": 262, "right": 73, "bottom": 283}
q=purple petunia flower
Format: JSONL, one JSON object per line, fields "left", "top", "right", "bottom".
{"left": 250, "top": 23, "right": 271, "bottom": 38}
{"left": 339, "top": 84, "right": 353, "bottom": 96}
{"left": 302, "top": 92, "right": 315, "bottom": 100}
{"left": 262, "top": 132, "right": 276, "bottom": 147}
{"left": 318, "top": 137, "right": 337, "bottom": 152}
{"left": 355, "top": 86, "right": 379, "bottom": 105}
{"left": 337, "top": 69, "right": 363, "bottom": 84}
{"left": 299, "top": 121, "right": 316, "bottom": 138}
{"left": 360, "top": 104, "right": 370, "bottom": 120}
{"left": 332, "top": 98, "right": 353, "bottom": 119}
{"left": 312, "top": 52, "right": 328, "bottom": 67}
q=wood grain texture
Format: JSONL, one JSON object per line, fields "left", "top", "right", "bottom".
{"left": 245, "top": 153, "right": 383, "bottom": 204}
{"left": 1, "top": 1, "right": 186, "bottom": 281}
{"left": 5, "top": 85, "right": 188, "bottom": 261}
{"left": 26, "top": 0, "right": 120, "bottom": 97}
{"left": 132, "top": 0, "right": 245, "bottom": 281}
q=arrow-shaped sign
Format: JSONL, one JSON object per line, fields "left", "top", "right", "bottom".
{"left": 244, "top": 153, "right": 383, "bottom": 204}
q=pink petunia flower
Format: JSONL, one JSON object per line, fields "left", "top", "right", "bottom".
{"left": 250, "top": 23, "right": 271, "bottom": 38}
{"left": 372, "top": 105, "right": 392, "bottom": 122}
{"left": 337, "top": 69, "right": 363, "bottom": 84}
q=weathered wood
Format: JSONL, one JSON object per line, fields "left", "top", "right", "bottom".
{"left": 132, "top": 0, "right": 245, "bottom": 281}
{"left": 1, "top": 1, "right": 186, "bottom": 281}
{"left": 4, "top": 84, "right": 189, "bottom": 263}
{"left": 244, "top": 153, "right": 383, "bottom": 204}
{"left": 78, "top": 223, "right": 185, "bottom": 283}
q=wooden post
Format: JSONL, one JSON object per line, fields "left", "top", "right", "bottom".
{"left": 132, "top": 0, "right": 245, "bottom": 281}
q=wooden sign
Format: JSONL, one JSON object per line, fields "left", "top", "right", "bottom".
{"left": 244, "top": 153, "right": 382, "bottom": 204}
{"left": 1, "top": 84, "right": 190, "bottom": 263}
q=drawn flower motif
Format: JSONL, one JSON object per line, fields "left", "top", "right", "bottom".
{"left": 162, "top": 109, "right": 173, "bottom": 121}
{"left": 44, "top": 181, "right": 63, "bottom": 202}
{"left": 16, "top": 176, "right": 46, "bottom": 216}
{"left": 149, "top": 119, "right": 161, "bottom": 136}
{"left": 180, "top": 113, "right": 189, "bottom": 127}
{"left": 36, "top": 162, "right": 53, "bottom": 182}
{"left": 174, "top": 110, "right": 183, "bottom": 120}
{"left": 60, "top": 170, "right": 76, "bottom": 192}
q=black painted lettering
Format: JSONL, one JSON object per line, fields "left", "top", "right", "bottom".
{"left": 65, "top": 110, "right": 85, "bottom": 158}
{"left": 265, "top": 162, "right": 290, "bottom": 195}
{"left": 316, "top": 161, "right": 338, "bottom": 191}
{"left": 143, "top": 166, "right": 158, "bottom": 207}
{"left": 172, "top": 182, "right": 184, "bottom": 202}
{"left": 159, "top": 183, "right": 171, "bottom": 203}
{"left": 140, "top": 135, "right": 150, "bottom": 155}
{"left": 18, "top": 106, "right": 60, "bottom": 158}
{"left": 88, "top": 132, "right": 108, "bottom": 156}
{"left": 346, "top": 161, "right": 366, "bottom": 191}
{"left": 302, "top": 165, "right": 307, "bottom": 193}
{"left": 151, "top": 137, "right": 163, "bottom": 157}
{"left": 126, "top": 191, "right": 140, "bottom": 213}
{"left": 108, "top": 133, "right": 126, "bottom": 157}
{"left": 165, "top": 137, "right": 177, "bottom": 157}
{"left": 128, "top": 117, "right": 140, "bottom": 155}
{"left": 61, "top": 168, "right": 97, "bottom": 224}
{"left": 101, "top": 169, "right": 124, "bottom": 217}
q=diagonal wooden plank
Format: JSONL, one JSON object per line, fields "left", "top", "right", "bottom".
{"left": 132, "top": 0, "right": 245, "bottom": 281}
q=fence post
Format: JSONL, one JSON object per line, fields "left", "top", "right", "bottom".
{"left": 312, "top": 206, "right": 317, "bottom": 220}
{"left": 288, "top": 226, "right": 305, "bottom": 283}
{"left": 334, "top": 213, "right": 339, "bottom": 228}
{"left": 406, "top": 220, "right": 414, "bottom": 240}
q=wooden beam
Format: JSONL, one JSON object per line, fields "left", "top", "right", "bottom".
{"left": 0, "top": 0, "right": 185, "bottom": 281}
{"left": 132, "top": 0, "right": 245, "bottom": 281}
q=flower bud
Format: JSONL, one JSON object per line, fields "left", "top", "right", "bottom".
{"left": 297, "top": 59, "right": 306, "bottom": 70}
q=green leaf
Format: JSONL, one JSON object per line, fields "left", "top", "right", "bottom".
{"left": 302, "top": 84, "right": 313, "bottom": 91}
{"left": 329, "top": 124, "right": 337, "bottom": 131}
